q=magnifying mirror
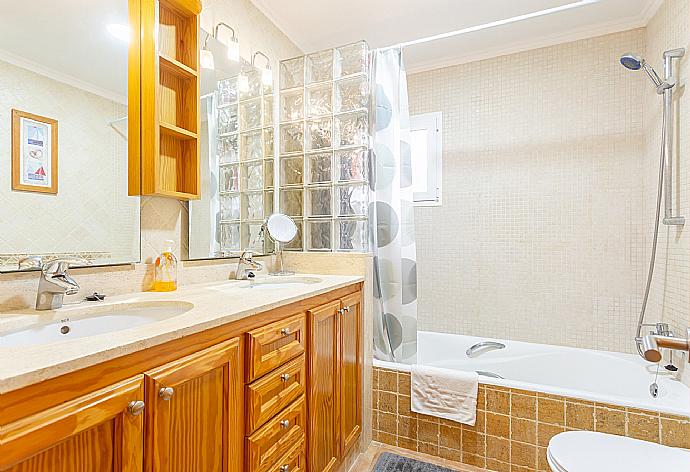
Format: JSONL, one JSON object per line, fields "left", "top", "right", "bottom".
{"left": 264, "top": 213, "right": 297, "bottom": 275}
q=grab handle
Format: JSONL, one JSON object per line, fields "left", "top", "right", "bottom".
{"left": 466, "top": 341, "right": 506, "bottom": 358}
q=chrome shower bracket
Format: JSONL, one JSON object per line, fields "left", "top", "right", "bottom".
{"left": 662, "top": 48, "right": 686, "bottom": 226}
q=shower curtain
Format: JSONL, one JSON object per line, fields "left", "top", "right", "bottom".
{"left": 370, "top": 47, "right": 418, "bottom": 363}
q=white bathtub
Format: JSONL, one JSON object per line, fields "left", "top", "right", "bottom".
{"left": 374, "top": 331, "right": 690, "bottom": 417}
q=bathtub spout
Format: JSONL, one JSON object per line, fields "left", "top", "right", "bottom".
{"left": 640, "top": 329, "right": 690, "bottom": 363}
{"left": 466, "top": 341, "right": 506, "bottom": 358}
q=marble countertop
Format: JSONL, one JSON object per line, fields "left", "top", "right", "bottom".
{"left": 0, "top": 274, "right": 363, "bottom": 394}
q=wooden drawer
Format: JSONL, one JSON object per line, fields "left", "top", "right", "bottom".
{"left": 246, "top": 396, "right": 306, "bottom": 472}
{"left": 246, "top": 355, "right": 306, "bottom": 434}
{"left": 268, "top": 438, "right": 305, "bottom": 472}
{"left": 247, "top": 313, "right": 306, "bottom": 382}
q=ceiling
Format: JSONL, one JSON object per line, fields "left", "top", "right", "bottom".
{"left": 250, "top": 0, "right": 662, "bottom": 72}
{"left": 0, "top": 0, "right": 129, "bottom": 103}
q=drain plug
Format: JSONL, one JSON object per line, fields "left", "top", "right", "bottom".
{"left": 60, "top": 325, "right": 70, "bottom": 335}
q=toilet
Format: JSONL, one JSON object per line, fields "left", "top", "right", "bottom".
{"left": 547, "top": 431, "right": 690, "bottom": 471}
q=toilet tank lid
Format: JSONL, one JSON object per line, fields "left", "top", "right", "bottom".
{"left": 548, "top": 431, "right": 690, "bottom": 472}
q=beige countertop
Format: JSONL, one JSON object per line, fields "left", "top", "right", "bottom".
{"left": 0, "top": 274, "right": 363, "bottom": 394}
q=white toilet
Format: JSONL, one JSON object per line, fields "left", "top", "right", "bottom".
{"left": 547, "top": 431, "right": 690, "bottom": 472}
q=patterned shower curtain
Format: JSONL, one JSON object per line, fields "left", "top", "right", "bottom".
{"left": 370, "top": 47, "right": 418, "bottom": 363}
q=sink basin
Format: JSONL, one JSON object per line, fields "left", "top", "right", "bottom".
{"left": 241, "top": 276, "right": 323, "bottom": 290}
{"left": 0, "top": 301, "right": 194, "bottom": 348}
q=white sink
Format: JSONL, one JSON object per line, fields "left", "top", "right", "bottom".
{"left": 0, "top": 301, "right": 194, "bottom": 348}
{"left": 241, "top": 276, "right": 323, "bottom": 290}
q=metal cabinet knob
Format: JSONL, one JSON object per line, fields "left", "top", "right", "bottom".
{"left": 338, "top": 308, "right": 344, "bottom": 315}
{"left": 344, "top": 306, "right": 351, "bottom": 312}
{"left": 159, "top": 386, "right": 174, "bottom": 400}
{"left": 280, "top": 419, "right": 290, "bottom": 429}
{"left": 280, "top": 465, "right": 289, "bottom": 472}
{"left": 280, "top": 327, "right": 291, "bottom": 336}
{"left": 280, "top": 373, "right": 291, "bottom": 382}
{"left": 128, "top": 400, "right": 145, "bottom": 416}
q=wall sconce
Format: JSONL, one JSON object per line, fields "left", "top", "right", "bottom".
{"left": 214, "top": 22, "right": 240, "bottom": 62}
{"left": 252, "top": 51, "right": 272, "bottom": 86}
{"left": 200, "top": 32, "right": 215, "bottom": 70}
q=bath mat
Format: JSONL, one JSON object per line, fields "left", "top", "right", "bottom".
{"left": 372, "top": 452, "right": 457, "bottom": 472}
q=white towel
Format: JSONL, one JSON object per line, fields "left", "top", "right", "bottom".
{"left": 411, "top": 364, "right": 478, "bottom": 426}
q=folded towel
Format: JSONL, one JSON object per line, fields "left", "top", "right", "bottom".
{"left": 411, "top": 364, "right": 478, "bottom": 426}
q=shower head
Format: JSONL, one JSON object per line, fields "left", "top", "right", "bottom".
{"left": 620, "top": 52, "right": 668, "bottom": 92}
{"left": 620, "top": 53, "right": 644, "bottom": 70}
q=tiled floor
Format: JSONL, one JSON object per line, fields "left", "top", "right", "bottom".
{"left": 350, "top": 442, "right": 488, "bottom": 472}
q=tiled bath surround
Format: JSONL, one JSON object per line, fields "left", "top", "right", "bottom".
{"left": 373, "top": 367, "right": 690, "bottom": 472}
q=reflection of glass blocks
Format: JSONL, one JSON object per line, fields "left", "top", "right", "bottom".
{"left": 240, "top": 131, "right": 263, "bottom": 161}
{"left": 264, "top": 190, "right": 274, "bottom": 216}
{"left": 306, "top": 152, "right": 332, "bottom": 184}
{"left": 306, "top": 83, "right": 332, "bottom": 117}
{"left": 241, "top": 222, "right": 265, "bottom": 252}
{"left": 280, "top": 89, "right": 304, "bottom": 122}
{"left": 335, "top": 147, "right": 368, "bottom": 182}
{"left": 263, "top": 95, "right": 273, "bottom": 126}
{"left": 263, "top": 128, "right": 274, "bottom": 157}
{"left": 336, "top": 218, "right": 367, "bottom": 252}
{"left": 335, "top": 42, "right": 367, "bottom": 78}
{"left": 218, "top": 77, "right": 238, "bottom": 106}
{"left": 306, "top": 186, "right": 332, "bottom": 217}
{"left": 218, "top": 134, "right": 238, "bottom": 164}
{"left": 335, "top": 112, "right": 368, "bottom": 148}
{"left": 281, "top": 156, "right": 304, "bottom": 186}
{"left": 306, "top": 117, "right": 332, "bottom": 150}
{"left": 280, "top": 56, "right": 305, "bottom": 90}
{"left": 334, "top": 76, "right": 368, "bottom": 113}
{"left": 284, "top": 220, "right": 303, "bottom": 251}
{"left": 220, "top": 194, "right": 240, "bottom": 221}
{"left": 280, "top": 188, "right": 303, "bottom": 216}
{"left": 220, "top": 223, "right": 240, "bottom": 251}
{"left": 240, "top": 69, "right": 261, "bottom": 100}
{"left": 242, "top": 192, "right": 265, "bottom": 220}
{"left": 219, "top": 164, "right": 240, "bottom": 193}
{"left": 306, "top": 49, "right": 333, "bottom": 84}
{"left": 264, "top": 159, "right": 274, "bottom": 188}
{"left": 307, "top": 220, "right": 332, "bottom": 251}
{"left": 241, "top": 161, "right": 263, "bottom": 190}
{"left": 336, "top": 183, "right": 367, "bottom": 216}
{"left": 280, "top": 123, "right": 304, "bottom": 154}
{"left": 239, "top": 98, "right": 262, "bottom": 130}
{"left": 218, "top": 105, "right": 238, "bottom": 135}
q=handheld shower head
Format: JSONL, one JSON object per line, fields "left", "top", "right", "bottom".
{"left": 620, "top": 52, "right": 666, "bottom": 92}
{"left": 620, "top": 53, "right": 644, "bottom": 70}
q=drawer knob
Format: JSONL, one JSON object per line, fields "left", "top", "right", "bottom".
{"left": 280, "top": 373, "right": 291, "bottom": 382}
{"left": 280, "top": 328, "right": 291, "bottom": 336}
{"left": 127, "top": 400, "right": 145, "bottom": 416}
{"left": 280, "top": 419, "right": 290, "bottom": 429}
{"left": 338, "top": 308, "right": 344, "bottom": 315}
{"left": 280, "top": 466, "right": 289, "bottom": 472}
{"left": 344, "top": 306, "right": 351, "bottom": 312}
{"left": 159, "top": 387, "right": 174, "bottom": 401}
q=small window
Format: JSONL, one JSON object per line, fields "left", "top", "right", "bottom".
{"left": 410, "top": 112, "right": 442, "bottom": 206}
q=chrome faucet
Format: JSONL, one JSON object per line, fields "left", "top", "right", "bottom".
{"left": 466, "top": 341, "right": 506, "bottom": 358}
{"left": 235, "top": 251, "right": 263, "bottom": 280}
{"left": 36, "top": 258, "right": 89, "bottom": 310}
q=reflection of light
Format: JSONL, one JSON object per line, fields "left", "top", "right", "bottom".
{"left": 227, "top": 38, "right": 240, "bottom": 62}
{"left": 261, "top": 67, "right": 272, "bottom": 86}
{"left": 107, "top": 24, "right": 131, "bottom": 43}
{"left": 200, "top": 49, "right": 215, "bottom": 69}
{"left": 238, "top": 74, "right": 249, "bottom": 92}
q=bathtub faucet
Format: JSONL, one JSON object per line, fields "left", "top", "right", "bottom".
{"left": 466, "top": 341, "right": 506, "bottom": 358}
{"left": 639, "top": 327, "right": 690, "bottom": 363}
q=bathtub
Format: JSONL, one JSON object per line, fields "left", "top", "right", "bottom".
{"left": 374, "top": 331, "right": 690, "bottom": 417}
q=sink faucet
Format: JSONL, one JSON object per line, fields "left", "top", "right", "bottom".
{"left": 36, "top": 258, "right": 89, "bottom": 310}
{"left": 236, "top": 251, "right": 263, "bottom": 280}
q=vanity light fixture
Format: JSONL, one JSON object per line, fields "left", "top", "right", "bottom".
{"left": 200, "top": 32, "right": 215, "bottom": 70}
{"left": 252, "top": 51, "right": 272, "bottom": 87}
{"left": 214, "top": 22, "right": 240, "bottom": 62}
{"left": 106, "top": 23, "right": 131, "bottom": 43}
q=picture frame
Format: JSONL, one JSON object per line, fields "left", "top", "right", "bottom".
{"left": 11, "top": 109, "right": 58, "bottom": 194}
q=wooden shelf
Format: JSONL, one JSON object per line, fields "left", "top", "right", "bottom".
{"left": 155, "top": 188, "right": 200, "bottom": 201}
{"left": 159, "top": 54, "right": 197, "bottom": 79}
{"left": 160, "top": 121, "right": 197, "bottom": 140}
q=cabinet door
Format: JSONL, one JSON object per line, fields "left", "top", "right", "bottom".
{"left": 144, "top": 338, "right": 242, "bottom": 472}
{"left": 339, "top": 292, "right": 362, "bottom": 458}
{"left": 1, "top": 375, "right": 145, "bottom": 472}
{"left": 307, "top": 300, "right": 341, "bottom": 472}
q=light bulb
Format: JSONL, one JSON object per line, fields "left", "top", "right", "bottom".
{"left": 200, "top": 49, "right": 215, "bottom": 70}
{"left": 238, "top": 74, "right": 249, "bottom": 92}
{"left": 227, "top": 38, "right": 240, "bottom": 62}
{"left": 261, "top": 67, "right": 272, "bottom": 86}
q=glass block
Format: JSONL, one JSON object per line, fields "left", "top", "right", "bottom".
{"left": 241, "top": 222, "right": 266, "bottom": 253}
{"left": 239, "top": 68, "right": 261, "bottom": 100}
{"left": 335, "top": 112, "right": 368, "bottom": 148}
{"left": 280, "top": 188, "right": 303, "bottom": 217}
{"left": 280, "top": 156, "right": 304, "bottom": 186}
{"left": 217, "top": 77, "right": 238, "bottom": 106}
{"left": 220, "top": 223, "right": 240, "bottom": 251}
{"left": 239, "top": 98, "right": 262, "bottom": 130}
{"left": 284, "top": 220, "right": 303, "bottom": 251}
{"left": 280, "top": 89, "right": 304, "bottom": 122}
{"left": 280, "top": 123, "right": 304, "bottom": 154}
{"left": 306, "top": 151, "right": 332, "bottom": 184}
{"left": 241, "top": 161, "right": 264, "bottom": 190}
{"left": 306, "top": 83, "right": 332, "bottom": 117}
{"left": 217, "top": 134, "right": 238, "bottom": 164}
{"left": 263, "top": 95, "right": 273, "bottom": 126}
{"left": 264, "top": 190, "right": 274, "bottom": 216}
{"left": 240, "top": 130, "right": 263, "bottom": 161}
{"left": 306, "top": 186, "right": 332, "bottom": 217}
{"left": 263, "top": 128, "right": 274, "bottom": 157}
{"left": 307, "top": 220, "right": 332, "bottom": 251}
{"left": 335, "top": 147, "right": 368, "bottom": 182}
{"left": 264, "top": 159, "right": 274, "bottom": 188}
{"left": 336, "top": 218, "right": 367, "bottom": 252}
{"left": 336, "top": 183, "right": 368, "bottom": 216}
{"left": 220, "top": 194, "right": 240, "bottom": 220}
{"left": 219, "top": 164, "right": 240, "bottom": 193}
{"left": 242, "top": 191, "right": 265, "bottom": 220}
{"left": 306, "top": 49, "right": 333, "bottom": 84}
{"left": 280, "top": 56, "right": 304, "bottom": 90}
{"left": 306, "top": 117, "right": 332, "bottom": 150}
{"left": 334, "top": 76, "right": 368, "bottom": 113}
{"left": 335, "top": 42, "right": 367, "bottom": 78}
{"left": 218, "top": 105, "right": 238, "bottom": 135}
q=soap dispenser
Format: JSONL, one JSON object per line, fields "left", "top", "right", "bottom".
{"left": 153, "top": 240, "right": 178, "bottom": 292}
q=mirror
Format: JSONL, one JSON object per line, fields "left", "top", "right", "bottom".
{"left": 0, "top": 0, "right": 140, "bottom": 272}
{"left": 188, "top": 28, "right": 275, "bottom": 260}
{"left": 266, "top": 213, "right": 297, "bottom": 243}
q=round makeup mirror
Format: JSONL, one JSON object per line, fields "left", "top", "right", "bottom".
{"left": 264, "top": 213, "right": 297, "bottom": 276}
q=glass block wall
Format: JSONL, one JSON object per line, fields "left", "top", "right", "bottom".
{"left": 216, "top": 67, "right": 275, "bottom": 255}
{"left": 278, "top": 41, "right": 371, "bottom": 252}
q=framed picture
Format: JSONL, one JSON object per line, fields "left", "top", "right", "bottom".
{"left": 11, "top": 109, "right": 58, "bottom": 194}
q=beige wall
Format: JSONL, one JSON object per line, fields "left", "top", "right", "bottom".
{"left": 408, "top": 28, "right": 649, "bottom": 354}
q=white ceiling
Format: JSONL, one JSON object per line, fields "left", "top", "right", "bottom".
{"left": 250, "top": 0, "right": 662, "bottom": 72}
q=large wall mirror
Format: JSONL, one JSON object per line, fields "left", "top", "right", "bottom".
{"left": 0, "top": 0, "right": 140, "bottom": 272}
